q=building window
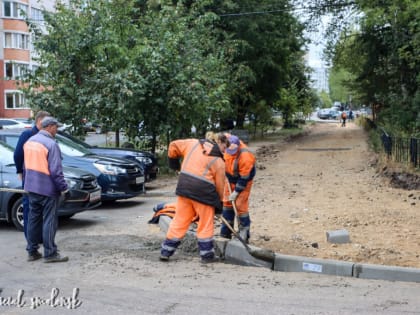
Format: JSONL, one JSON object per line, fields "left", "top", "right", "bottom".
{"left": 31, "top": 7, "right": 44, "bottom": 22}
{"left": 3, "top": 1, "right": 28, "bottom": 19}
{"left": 4, "top": 32, "right": 30, "bottom": 49}
{"left": 5, "top": 91, "right": 27, "bottom": 109}
{"left": 5, "top": 61, "right": 29, "bottom": 80}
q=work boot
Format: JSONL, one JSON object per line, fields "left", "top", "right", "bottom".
{"left": 238, "top": 227, "right": 250, "bottom": 244}
{"left": 27, "top": 251, "right": 42, "bottom": 262}
{"left": 44, "top": 253, "right": 69, "bottom": 263}
{"left": 200, "top": 256, "right": 221, "bottom": 264}
{"left": 159, "top": 255, "right": 170, "bottom": 262}
{"left": 238, "top": 215, "right": 251, "bottom": 243}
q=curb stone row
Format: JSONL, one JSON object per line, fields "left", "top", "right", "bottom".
{"left": 159, "top": 216, "right": 420, "bottom": 283}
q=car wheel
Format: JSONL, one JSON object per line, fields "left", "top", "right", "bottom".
{"left": 11, "top": 197, "right": 24, "bottom": 231}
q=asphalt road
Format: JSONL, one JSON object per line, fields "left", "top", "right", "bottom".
{"left": 1, "top": 180, "right": 420, "bottom": 314}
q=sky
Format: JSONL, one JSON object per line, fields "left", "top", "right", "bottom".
{"left": 307, "top": 42, "right": 325, "bottom": 68}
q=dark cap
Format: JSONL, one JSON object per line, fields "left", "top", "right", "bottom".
{"left": 41, "top": 116, "right": 61, "bottom": 128}
{"left": 226, "top": 135, "right": 240, "bottom": 155}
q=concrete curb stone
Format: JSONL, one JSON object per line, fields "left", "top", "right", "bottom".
{"left": 273, "top": 253, "right": 354, "bottom": 277}
{"left": 354, "top": 263, "right": 420, "bottom": 282}
{"left": 157, "top": 215, "right": 420, "bottom": 283}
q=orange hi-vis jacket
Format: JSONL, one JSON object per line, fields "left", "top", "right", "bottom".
{"left": 168, "top": 139, "right": 225, "bottom": 209}
{"left": 225, "top": 142, "right": 256, "bottom": 193}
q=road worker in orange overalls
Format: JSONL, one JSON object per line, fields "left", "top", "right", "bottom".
{"left": 221, "top": 135, "right": 256, "bottom": 243}
{"left": 160, "top": 135, "right": 229, "bottom": 263}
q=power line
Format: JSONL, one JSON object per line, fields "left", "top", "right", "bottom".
{"left": 219, "top": 8, "right": 290, "bottom": 17}
{"left": 218, "top": 3, "right": 356, "bottom": 18}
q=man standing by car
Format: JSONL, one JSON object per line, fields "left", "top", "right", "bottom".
{"left": 24, "top": 116, "right": 69, "bottom": 263}
{"left": 14, "top": 110, "right": 50, "bottom": 238}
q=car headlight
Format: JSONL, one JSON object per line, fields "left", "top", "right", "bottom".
{"left": 135, "top": 156, "right": 152, "bottom": 165}
{"left": 93, "top": 162, "right": 127, "bottom": 175}
{"left": 65, "top": 178, "right": 79, "bottom": 189}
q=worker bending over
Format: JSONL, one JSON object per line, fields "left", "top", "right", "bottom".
{"left": 160, "top": 135, "right": 228, "bottom": 263}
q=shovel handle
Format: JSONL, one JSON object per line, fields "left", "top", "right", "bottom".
{"left": 226, "top": 179, "right": 239, "bottom": 218}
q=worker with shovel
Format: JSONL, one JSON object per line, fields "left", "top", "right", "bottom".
{"left": 160, "top": 135, "right": 229, "bottom": 263}
{"left": 221, "top": 135, "right": 256, "bottom": 243}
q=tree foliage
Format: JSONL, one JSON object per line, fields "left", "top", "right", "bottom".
{"left": 23, "top": 0, "right": 316, "bottom": 152}
{"left": 299, "top": 0, "right": 419, "bottom": 135}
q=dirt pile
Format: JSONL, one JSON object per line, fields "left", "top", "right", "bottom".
{"left": 248, "top": 122, "right": 420, "bottom": 268}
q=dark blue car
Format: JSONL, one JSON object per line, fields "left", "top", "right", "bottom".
{"left": 0, "top": 141, "right": 102, "bottom": 231}
{"left": 58, "top": 131, "right": 158, "bottom": 181}
{"left": 0, "top": 130, "right": 145, "bottom": 202}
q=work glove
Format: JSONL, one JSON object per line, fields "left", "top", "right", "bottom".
{"left": 61, "top": 189, "right": 71, "bottom": 201}
{"left": 228, "top": 191, "right": 239, "bottom": 201}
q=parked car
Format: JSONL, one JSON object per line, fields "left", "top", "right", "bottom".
{"left": 0, "top": 118, "right": 32, "bottom": 129}
{"left": 58, "top": 131, "right": 158, "bottom": 181}
{"left": 359, "top": 107, "right": 372, "bottom": 117}
{"left": 12, "top": 118, "right": 34, "bottom": 125}
{"left": 0, "top": 141, "right": 102, "bottom": 231}
{"left": 317, "top": 109, "right": 340, "bottom": 120}
{"left": 0, "top": 129, "right": 145, "bottom": 202}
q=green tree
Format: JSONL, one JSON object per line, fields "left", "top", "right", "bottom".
{"left": 182, "top": 0, "right": 313, "bottom": 129}
{"left": 24, "top": 0, "right": 143, "bottom": 143}
{"left": 318, "top": 90, "right": 332, "bottom": 108}
{"left": 124, "top": 3, "right": 231, "bottom": 148}
{"left": 23, "top": 0, "right": 231, "bottom": 151}
{"left": 328, "top": 67, "right": 355, "bottom": 105}
{"left": 299, "top": 0, "right": 420, "bottom": 134}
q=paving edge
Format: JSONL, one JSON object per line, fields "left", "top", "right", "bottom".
{"left": 158, "top": 216, "right": 420, "bottom": 283}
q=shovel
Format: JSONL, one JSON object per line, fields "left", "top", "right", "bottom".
{"left": 218, "top": 215, "right": 274, "bottom": 263}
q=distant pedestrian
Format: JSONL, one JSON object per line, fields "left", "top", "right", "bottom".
{"left": 24, "top": 116, "right": 69, "bottom": 263}
{"left": 14, "top": 110, "right": 50, "bottom": 238}
{"left": 348, "top": 109, "right": 354, "bottom": 121}
{"left": 341, "top": 111, "right": 347, "bottom": 127}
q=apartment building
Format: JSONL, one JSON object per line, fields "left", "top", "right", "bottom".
{"left": 0, "top": 0, "right": 59, "bottom": 119}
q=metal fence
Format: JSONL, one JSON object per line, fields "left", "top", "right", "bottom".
{"left": 380, "top": 128, "right": 420, "bottom": 168}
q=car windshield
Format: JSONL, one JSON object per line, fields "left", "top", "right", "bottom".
{"left": 0, "top": 141, "right": 15, "bottom": 165}
{"left": 56, "top": 134, "right": 92, "bottom": 157}
{"left": 58, "top": 131, "right": 92, "bottom": 148}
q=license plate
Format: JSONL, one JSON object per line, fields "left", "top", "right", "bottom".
{"left": 89, "top": 190, "right": 101, "bottom": 202}
{"left": 136, "top": 177, "right": 144, "bottom": 184}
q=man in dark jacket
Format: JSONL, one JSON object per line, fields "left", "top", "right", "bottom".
{"left": 14, "top": 111, "right": 50, "bottom": 238}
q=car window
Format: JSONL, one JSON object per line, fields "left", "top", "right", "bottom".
{"left": 0, "top": 142, "right": 15, "bottom": 165}
{"left": 1, "top": 135, "right": 19, "bottom": 148}
{"left": 56, "top": 134, "right": 92, "bottom": 157}
{"left": 0, "top": 120, "right": 15, "bottom": 126}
